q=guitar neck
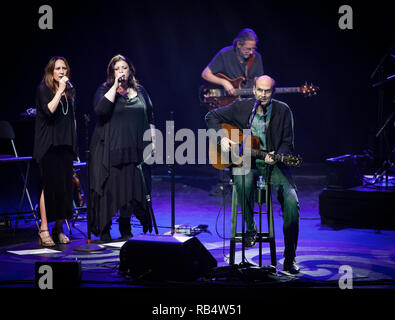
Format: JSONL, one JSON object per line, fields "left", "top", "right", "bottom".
{"left": 234, "top": 87, "right": 300, "bottom": 96}
{"left": 275, "top": 87, "right": 301, "bottom": 94}
{"left": 247, "top": 149, "right": 288, "bottom": 163}
{"left": 234, "top": 88, "right": 254, "bottom": 96}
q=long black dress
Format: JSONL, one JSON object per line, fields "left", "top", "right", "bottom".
{"left": 89, "top": 84, "right": 154, "bottom": 236}
{"left": 33, "top": 83, "right": 77, "bottom": 222}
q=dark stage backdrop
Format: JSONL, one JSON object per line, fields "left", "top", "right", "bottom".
{"left": 0, "top": 0, "right": 394, "bottom": 164}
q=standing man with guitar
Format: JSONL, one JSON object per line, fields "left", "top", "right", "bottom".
{"left": 201, "top": 28, "right": 264, "bottom": 97}
{"left": 205, "top": 75, "right": 301, "bottom": 274}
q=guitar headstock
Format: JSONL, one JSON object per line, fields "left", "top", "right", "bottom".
{"left": 282, "top": 154, "right": 303, "bottom": 167}
{"left": 199, "top": 85, "right": 222, "bottom": 110}
{"left": 299, "top": 82, "right": 319, "bottom": 97}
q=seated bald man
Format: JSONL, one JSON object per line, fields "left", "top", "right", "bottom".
{"left": 205, "top": 75, "right": 301, "bottom": 274}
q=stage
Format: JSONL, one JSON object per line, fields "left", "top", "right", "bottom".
{"left": 0, "top": 1, "right": 394, "bottom": 316}
{"left": 0, "top": 163, "right": 394, "bottom": 312}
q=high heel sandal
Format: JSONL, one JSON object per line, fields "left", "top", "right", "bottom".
{"left": 52, "top": 228, "right": 70, "bottom": 244}
{"left": 38, "top": 229, "right": 55, "bottom": 247}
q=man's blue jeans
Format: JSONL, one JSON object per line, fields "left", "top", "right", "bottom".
{"left": 233, "top": 162, "right": 300, "bottom": 260}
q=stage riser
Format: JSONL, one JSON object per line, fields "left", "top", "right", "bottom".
{"left": 319, "top": 188, "right": 395, "bottom": 230}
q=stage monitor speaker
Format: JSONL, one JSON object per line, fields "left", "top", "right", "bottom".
{"left": 325, "top": 154, "right": 363, "bottom": 189}
{"left": 119, "top": 234, "right": 217, "bottom": 281}
{"left": 35, "top": 261, "right": 81, "bottom": 289}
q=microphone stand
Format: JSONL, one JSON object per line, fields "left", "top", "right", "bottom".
{"left": 237, "top": 101, "right": 259, "bottom": 268}
{"left": 168, "top": 111, "right": 176, "bottom": 234}
{"left": 370, "top": 39, "right": 394, "bottom": 80}
{"left": 73, "top": 114, "right": 104, "bottom": 252}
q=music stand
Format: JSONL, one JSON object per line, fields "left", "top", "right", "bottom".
{"left": 370, "top": 39, "right": 395, "bottom": 166}
{"left": 373, "top": 109, "right": 395, "bottom": 187}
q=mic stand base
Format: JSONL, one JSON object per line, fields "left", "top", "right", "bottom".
{"left": 73, "top": 240, "right": 105, "bottom": 252}
{"left": 208, "top": 262, "right": 278, "bottom": 282}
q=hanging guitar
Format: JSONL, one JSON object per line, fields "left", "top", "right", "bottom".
{"left": 72, "top": 168, "right": 85, "bottom": 208}
{"left": 199, "top": 73, "right": 319, "bottom": 110}
{"left": 209, "top": 123, "right": 302, "bottom": 170}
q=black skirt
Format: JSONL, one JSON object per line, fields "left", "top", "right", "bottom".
{"left": 39, "top": 146, "right": 74, "bottom": 222}
{"left": 90, "top": 162, "right": 151, "bottom": 236}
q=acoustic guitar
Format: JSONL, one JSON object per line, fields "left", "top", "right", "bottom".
{"left": 200, "top": 73, "right": 319, "bottom": 110}
{"left": 209, "top": 123, "right": 302, "bottom": 170}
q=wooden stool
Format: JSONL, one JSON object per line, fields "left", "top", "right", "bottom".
{"left": 229, "top": 179, "right": 277, "bottom": 267}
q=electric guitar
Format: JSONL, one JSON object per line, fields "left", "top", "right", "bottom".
{"left": 200, "top": 73, "right": 319, "bottom": 110}
{"left": 209, "top": 123, "right": 302, "bottom": 170}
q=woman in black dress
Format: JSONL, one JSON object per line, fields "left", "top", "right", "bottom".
{"left": 90, "top": 54, "right": 156, "bottom": 241}
{"left": 34, "top": 56, "right": 77, "bottom": 246}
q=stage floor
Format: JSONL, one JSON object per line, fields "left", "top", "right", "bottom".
{"left": 1, "top": 164, "right": 394, "bottom": 309}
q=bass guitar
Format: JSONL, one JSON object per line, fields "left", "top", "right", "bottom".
{"left": 200, "top": 73, "right": 319, "bottom": 110}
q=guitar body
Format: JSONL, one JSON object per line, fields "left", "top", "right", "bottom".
{"left": 209, "top": 123, "right": 260, "bottom": 170}
{"left": 201, "top": 73, "right": 246, "bottom": 110}
{"left": 209, "top": 123, "right": 303, "bottom": 169}
{"left": 72, "top": 170, "right": 84, "bottom": 207}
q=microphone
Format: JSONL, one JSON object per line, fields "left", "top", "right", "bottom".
{"left": 61, "top": 76, "right": 73, "bottom": 88}
{"left": 246, "top": 100, "right": 260, "bottom": 130}
{"left": 119, "top": 75, "right": 126, "bottom": 82}
{"left": 251, "top": 99, "right": 260, "bottom": 113}
{"left": 27, "top": 108, "right": 37, "bottom": 116}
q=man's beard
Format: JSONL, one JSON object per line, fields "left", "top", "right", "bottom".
{"left": 236, "top": 47, "right": 250, "bottom": 61}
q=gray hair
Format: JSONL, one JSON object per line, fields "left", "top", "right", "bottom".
{"left": 232, "top": 28, "right": 259, "bottom": 47}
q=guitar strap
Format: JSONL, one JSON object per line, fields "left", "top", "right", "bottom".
{"left": 245, "top": 53, "right": 256, "bottom": 78}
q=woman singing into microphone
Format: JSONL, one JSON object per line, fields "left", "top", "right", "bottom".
{"left": 34, "top": 56, "right": 77, "bottom": 246}
{"left": 89, "top": 54, "right": 156, "bottom": 242}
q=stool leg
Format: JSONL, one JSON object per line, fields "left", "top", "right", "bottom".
{"left": 229, "top": 186, "right": 238, "bottom": 265}
{"left": 267, "top": 187, "right": 277, "bottom": 267}
{"left": 258, "top": 203, "right": 262, "bottom": 267}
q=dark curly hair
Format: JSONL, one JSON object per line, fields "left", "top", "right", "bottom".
{"left": 105, "top": 54, "right": 138, "bottom": 89}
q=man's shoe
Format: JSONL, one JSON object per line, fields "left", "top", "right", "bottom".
{"left": 283, "top": 259, "right": 300, "bottom": 274}
{"left": 244, "top": 230, "right": 257, "bottom": 247}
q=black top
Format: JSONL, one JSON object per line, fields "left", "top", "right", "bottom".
{"left": 89, "top": 84, "right": 154, "bottom": 195}
{"left": 110, "top": 94, "right": 150, "bottom": 165}
{"left": 207, "top": 46, "right": 264, "bottom": 88}
{"left": 33, "top": 83, "right": 77, "bottom": 162}
{"left": 205, "top": 98, "right": 296, "bottom": 187}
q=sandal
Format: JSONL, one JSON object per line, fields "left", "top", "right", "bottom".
{"left": 52, "top": 228, "right": 71, "bottom": 244}
{"left": 38, "top": 229, "right": 55, "bottom": 247}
